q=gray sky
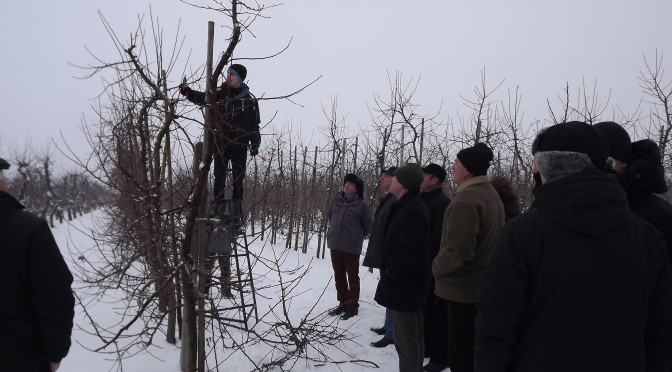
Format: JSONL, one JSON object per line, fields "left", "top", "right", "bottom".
{"left": 1, "top": 0, "right": 671, "bottom": 166}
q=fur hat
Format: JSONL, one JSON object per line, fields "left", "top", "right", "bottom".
{"left": 532, "top": 121, "right": 609, "bottom": 181}
{"left": 228, "top": 64, "right": 247, "bottom": 82}
{"left": 382, "top": 166, "right": 398, "bottom": 176}
{"left": 343, "top": 173, "right": 365, "bottom": 197}
{"left": 457, "top": 143, "right": 494, "bottom": 176}
{"left": 422, "top": 163, "right": 447, "bottom": 183}
{"left": 594, "top": 121, "right": 632, "bottom": 162}
{"left": 393, "top": 164, "right": 423, "bottom": 192}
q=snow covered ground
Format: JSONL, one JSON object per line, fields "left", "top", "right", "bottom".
{"left": 52, "top": 210, "right": 408, "bottom": 372}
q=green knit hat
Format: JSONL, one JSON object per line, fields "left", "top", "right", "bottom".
{"left": 394, "top": 164, "right": 423, "bottom": 192}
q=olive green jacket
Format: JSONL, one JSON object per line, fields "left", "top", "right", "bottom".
{"left": 432, "top": 176, "right": 504, "bottom": 303}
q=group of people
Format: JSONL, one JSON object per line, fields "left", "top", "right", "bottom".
{"left": 325, "top": 121, "right": 672, "bottom": 372}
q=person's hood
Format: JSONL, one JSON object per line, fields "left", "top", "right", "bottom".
{"left": 621, "top": 139, "right": 668, "bottom": 195}
{"left": 0, "top": 191, "right": 24, "bottom": 224}
{"left": 534, "top": 168, "right": 629, "bottom": 237}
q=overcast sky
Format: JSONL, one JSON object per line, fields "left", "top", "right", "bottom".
{"left": 1, "top": 0, "right": 671, "bottom": 167}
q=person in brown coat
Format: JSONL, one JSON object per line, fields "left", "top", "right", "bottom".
{"left": 489, "top": 176, "right": 520, "bottom": 221}
{"left": 432, "top": 143, "right": 505, "bottom": 372}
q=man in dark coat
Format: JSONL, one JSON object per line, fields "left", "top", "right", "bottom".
{"left": 0, "top": 157, "right": 75, "bottom": 372}
{"left": 375, "top": 164, "right": 430, "bottom": 372}
{"left": 180, "top": 63, "right": 261, "bottom": 228}
{"left": 594, "top": 122, "right": 672, "bottom": 267}
{"left": 475, "top": 122, "right": 672, "bottom": 372}
{"left": 363, "top": 166, "right": 398, "bottom": 348}
{"left": 419, "top": 163, "right": 451, "bottom": 372}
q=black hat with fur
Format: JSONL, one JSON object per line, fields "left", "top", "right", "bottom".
{"left": 343, "top": 173, "right": 365, "bottom": 197}
{"left": 422, "top": 163, "right": 447, "bottom": 183}
{"left": 532, "top": 121, "right": 609, "bottom": 182}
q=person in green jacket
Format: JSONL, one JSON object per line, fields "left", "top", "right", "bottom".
{"left": 432, "top": 143, "right": 504, "bottom": 372}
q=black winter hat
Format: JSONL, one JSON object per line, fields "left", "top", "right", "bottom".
{"left": 393, "top": 164, "right": 423, "bottom": 192}
{"left": 0, "top": 157, "right": 9, "bottom": 170}
{"left": 382, "top": 166, "right": 398, "bottom": 176}
{"left": 422, "top": 163, "right": 447, "bottom": 183}
{"left": 622, "top": 139, "right": 668, "bottom": 194}
{"left": 532, "top": 121, "right": 609, "bottom": 181}
{"left": 228, "top": 64, "right": 247, "bottom": 82}
{"left": 343, "top": 173, "right": 365, "bottom": 197}
{"left": 456, "top": 143, "right": 494, "bottom": 176}
{"left": 594, "top": 121, "right": 632, "bottom": 162}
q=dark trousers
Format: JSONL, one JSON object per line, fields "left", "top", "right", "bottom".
{"left": 330, "top": 250, "right": 360, "bottom": 313}
{"left": 213, "top": 145, "right": 247, "bottom": 202}
{"left": 446, "top": 300, "right": 477, "bottom": 372}
{"left": 424, "top": 291, "right": 450, "bottom": 365}
{"left": 393, "top": 309, "right": 425, "bottom": 372}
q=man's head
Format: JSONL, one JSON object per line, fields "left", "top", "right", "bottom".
{"left": 0, "top": 157, "right": 9, "bottom": 192}
{"left": 226, "top": 64, "right": 247, "bottom": 88}
{"left": 421, "top": 163, "right": 447, "bottom": 191}
{"left": 379, "top": 166, "right": 397, "bottom": 193}
{"left": 390, "top": 164, "right": 423, "bottom": 199}
{"left": 454, "top": 143, "right": 494, "bottom": 185}
{"left": 594, "top": 121, "right": 632, "bottom": 174}
{"left": 531, "top": 121, "right": 609, "bottom": 183}
{"left": 343, "top": 173, "right": 364, "bottom": 197}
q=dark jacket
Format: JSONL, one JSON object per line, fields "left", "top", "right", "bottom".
{"left": 420, "top": 186, "right": 451, "bottom": 261}
{"left": 374, "top": 191, "right": 430, "bottom": 311}
{"left": 327, "top": 193, "right": 372, "bottom": 255}
{"left": 362, "top": 192, "right": 396, "bottom": 269}
{"left": 621, "top": 139, "right": 672, "bottom": 267}
{"left": 0, "top": 191, "right": 75, "bottom": 371}
{"left": 187, "top": 83, "right": 261, "bottom": 148}
{"left": 475, "top": 169, "right": 672, "bottom": 372}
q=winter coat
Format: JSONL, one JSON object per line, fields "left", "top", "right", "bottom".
{"left": 374, "top": 191, "right": 430, "bottom": 311}
{"left": 420, "top": 186, "right": 451, "bottom": 261}
{"left": 621, "top": 139, "right": 672, "bottom": 267}
{"left": 475, "top": 169, "right": 672, "bottom": 372}
{"left": 187, "top": 83, "right": 261, "bottom": 149}
{"left": 362, "top": 192, "right": 396, "bottom": 269}
{"left": 432, "top": 176, "right": 504, "bottom": 303}
{"left": 0, "top": 191, "right": 75, "bottom": 371}
{"left": 326, "top": 193, "right": 372, "bottom": 255}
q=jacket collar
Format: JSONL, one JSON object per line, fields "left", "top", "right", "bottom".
{"left": 455, "top": 175, "right": 490, "bottom": 194}
{"left": 0, "top": 191, "right": 23, "bottom": 225}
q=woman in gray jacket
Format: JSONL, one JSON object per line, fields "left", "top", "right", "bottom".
{"left": 327, "top": 173, "right": 372, "bottom": 320}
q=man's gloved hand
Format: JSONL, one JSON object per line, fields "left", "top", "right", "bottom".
{"left": 249, "top": 144, "right": 259, "bottom": 156}
{"left": 178, "top": 83, "right": 191, "bottom": 97}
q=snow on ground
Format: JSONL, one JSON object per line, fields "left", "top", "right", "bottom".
{"left": 51, "top": 210, "right": 407, "bottom": 371}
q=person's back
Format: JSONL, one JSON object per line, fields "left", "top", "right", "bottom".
{"left": 0, "top": 184, "right": 75, "bottom": 371}
{"left": 475, "top": 122, "right": 672, "bottom": 372}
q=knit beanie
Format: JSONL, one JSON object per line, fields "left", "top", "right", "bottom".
{"left": 456, "top": 143, "right": 494, "bottom": 176}
{"left": 228, "top": 64, "right": 247, "bottom": 82}
{"left": 421, "top": 163, "right": 447, "bottom": 183}
{"left": 393, "top": 164, "right": 423, "bottom": 192}
{"left": 531, "top": 121, "right": 609, "bottom": 181}
{"left": 594, "top": 121, "right": 632, "bottom": 162}
{"left": 343, "top": 173, "right": 365, "bottom": 197}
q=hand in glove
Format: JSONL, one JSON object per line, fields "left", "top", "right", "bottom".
{"left": 178, "top": 84, "right": 191, "bottom": 97}
{"left": 249, "top": 144, "right": 259, "bottom": 156}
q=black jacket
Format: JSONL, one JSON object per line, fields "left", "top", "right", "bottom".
{"left": 0, "top": 191, "right": 75, "bottom": 371}
{"left": 374, "top": 191, "right": 430, "bottom": 311}
{"left": 621, "top": 139, "right": 672, "bottom": 267}
{"left": 419, "top": 186, "right": 451, "bottom": 261}
{"left": 362, "top": 192, "right": 396, "bottom": 269}
{"left": 187, "top": 83, "right": 261, "bottom": 148}
{"left": 475, "top": 169, "right": 672, "bottom": 372}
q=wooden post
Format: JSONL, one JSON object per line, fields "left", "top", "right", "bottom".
{"left": 419, "top": 118, "right": 425, "bottom": 165}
